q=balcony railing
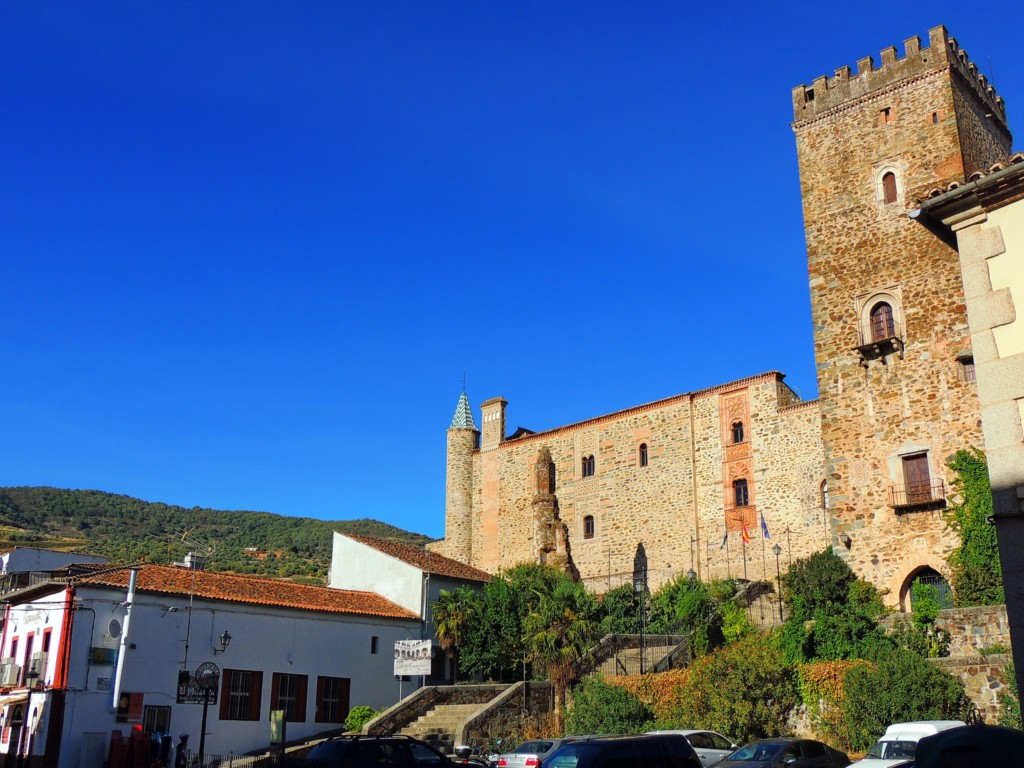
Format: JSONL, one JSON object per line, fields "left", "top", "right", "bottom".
{"left": 889, "top": 480, "right": 946, "bottom": 511}
{"left": 855, "top": 320, "right": 905, "bottom": 362}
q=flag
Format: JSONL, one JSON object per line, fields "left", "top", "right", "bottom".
{"left": 741, "top": 521, "right": 751, "bottom": 544}
{"left": 760, "top": 512, "right": 771, "bottom": 539}
{"left": 720, "top": 531, "right": 728, "bottom": 549}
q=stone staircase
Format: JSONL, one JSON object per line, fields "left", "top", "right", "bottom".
{"left": 398, "top": 702, "right": 482, "bottom": 753}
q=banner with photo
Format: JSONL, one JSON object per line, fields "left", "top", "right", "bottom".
{"left": 393, "top": 639, "right": 432, "bottom": 676}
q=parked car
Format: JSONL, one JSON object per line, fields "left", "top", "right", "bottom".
{"left": 544, "top": 734, "right": 701, "bottom": 768}
{"left": 848, "top": 721, "right": 965, "bottom": 767}
{"left": 305, "top": 734, "right": 452, "bottom": 768}
{"left": 713, "top": 738, "right": 849, "bottom": 767}
{"left": 645, "top": 730, "right": 738, "bottom": 767}
{"left": 914, "top": 724, "right": 1024, "bottom": 768}
{"left": 496, "top": 739, "right": 582, "bottom": 768}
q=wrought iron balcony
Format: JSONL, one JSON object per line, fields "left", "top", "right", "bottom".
{"left": 855, "top": 320, "right": 905, "bottom": 362}
{"left": 889, "top": 480, "right": 946, "bottom": 511}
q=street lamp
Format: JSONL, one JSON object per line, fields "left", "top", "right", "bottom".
{"left": 772, "top": 544, "right": 784, "bottom": 622}
{"left": 213, "top": 631, "right": 232, "bottom": 654}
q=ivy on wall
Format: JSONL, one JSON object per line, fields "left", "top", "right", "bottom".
{"left": 944, "top": 448, "right": 1004, "bottom": 606}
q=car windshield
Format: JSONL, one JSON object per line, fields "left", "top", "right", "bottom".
{"left": 728, "top": 742, "right": 784, "bottom": 761}
{"left": 545, "top": 743, "right": 593, "bottom": 768}
{"left": 866, "top": 740, "right": 918, "bottom": 759}
{"left": 515, "top": 742, "right": 553, "bottom": 755}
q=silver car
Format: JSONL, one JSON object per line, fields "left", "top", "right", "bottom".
{"left": 496, "top": 739, "right": 580, "bottom": 768}
{"left": 645, "top": 730, "right": 737, "bottom": 768}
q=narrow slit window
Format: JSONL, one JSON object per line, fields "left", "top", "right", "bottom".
{"left": 638, "top": 443, "right": 648, "bottom": 467}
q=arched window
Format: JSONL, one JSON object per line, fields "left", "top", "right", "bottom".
{"left": 731, "top": 421, "right": 744, "bottom": 444}
{"left": 821, "top": 480, "right": 829, "bottom": 511}
{"left": 581, "top": 455, "right": 595, "bottom": 478}
{"left": 583, "top": 515, "right": 595, "bottom": 540}
{"left": 882, "top": 171, "right": 898, "bottom": 204}
{"left": 733, "top": 479, "right": 749, "bottom": 507}
{"left": 638, "top": 443, "right": 648, "bottom": 467}
{"left": 870, "top": 302, "right": 896, "bottom": 341}
{"left": 548, "top": 462, "right": 556, "bottom": 494}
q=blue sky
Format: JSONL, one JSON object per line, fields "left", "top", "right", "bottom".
{"left": 3, "top": 3, "right": 1021, "bottom": 539}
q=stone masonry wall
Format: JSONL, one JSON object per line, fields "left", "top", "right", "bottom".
{"left": 792, "top": 29, "right": 1003, "bottom": 606}
{"left": 435, "top": 372, "right": 825, "bottom": 593}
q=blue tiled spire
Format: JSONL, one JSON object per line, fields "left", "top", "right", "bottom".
{"left": 450, "top": 391, "right": 476, "bottom": 429}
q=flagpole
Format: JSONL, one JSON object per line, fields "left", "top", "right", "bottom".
{"left": 761, "top": 527, "right": 766, "bottom": 581}
{"left": 742, "top": 535, "right": 747, "bottom": 581}
{"left": 726, "top": 532, "right": 731, "bottom": 579}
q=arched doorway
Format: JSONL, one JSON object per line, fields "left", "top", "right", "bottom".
{"left": 904, "top": 566, "right": 953, "bottom": 611}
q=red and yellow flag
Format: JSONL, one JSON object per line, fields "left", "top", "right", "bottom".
{"left": 741, "top": 521, "right": 751, "bottom": 544}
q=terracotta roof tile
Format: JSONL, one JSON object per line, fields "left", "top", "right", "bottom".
{"left": 339, "top": 533, "right": 490, "bottom": 583}
{"left": 74, "top": 564, "right": 417, "bottom": 619}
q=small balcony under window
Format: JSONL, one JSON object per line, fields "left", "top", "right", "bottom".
{"left": 888, "top": 480, "right": 946, "bottom": 512}
{"left": 855, "top": 318, "right": 905, "bottom": 362}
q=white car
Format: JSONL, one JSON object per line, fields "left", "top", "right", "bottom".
{"left": 495, "top": 739, "right": 581, "bottom": 768}
{"left": 645, "top": 730, "right": 737, "bottom": 768}
{"left": 849, "top": 720, "right": 966, "bottom": 767}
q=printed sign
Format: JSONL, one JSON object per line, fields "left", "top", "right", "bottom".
{"left": 393, "top": 639, "right": 432, "bottom": 676}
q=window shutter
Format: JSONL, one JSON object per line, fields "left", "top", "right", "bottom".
{"left": 219, "top": 670, "right": 232, "bottom": 720}
{"left": 249, "top": 671, "right": 263, "bottom": 721}
{"left": 270, "top": 673, "right": 281, "bottom": 711}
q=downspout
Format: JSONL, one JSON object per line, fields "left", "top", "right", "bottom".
{"left": 54, "top": 586, "right": 75, "bottom": 689}
{"left": 111, "top": 568, "right": 138, "bottom": 711}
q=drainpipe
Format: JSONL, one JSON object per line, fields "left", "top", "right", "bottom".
{"left": 111, "top": 568, "right": 138, "bottom": 711}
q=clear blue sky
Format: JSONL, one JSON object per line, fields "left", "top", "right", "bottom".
{"left": 3, "top": 3, "right": 1020, "bottom": 539}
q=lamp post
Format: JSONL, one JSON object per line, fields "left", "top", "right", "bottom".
{"left": 772, "top": 544, "right": 784, "bottom": 622}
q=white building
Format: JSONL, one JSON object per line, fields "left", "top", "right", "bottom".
{"left": 328, "top": 533, "right": 490, "bottom": 683}
{"left": 0, "top": 547, "right": 107, "bottom": 576}
{"left": 0, "top": 561, "right": 421, "bottom": 768}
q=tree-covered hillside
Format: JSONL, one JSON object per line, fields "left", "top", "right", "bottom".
{"left": 0, "top": 486, "right": 432, "bottom": 582}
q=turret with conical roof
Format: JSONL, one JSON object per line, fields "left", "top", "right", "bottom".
{"left": 443, "top": 391, "right": 479, "bottom": 564}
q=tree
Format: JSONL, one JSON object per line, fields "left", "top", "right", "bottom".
{"left": 432, "top": 586, "right": 479, "bottom": 683}
{"left": 597, "top": 584, "right": 643, "bottom": 635}
{"left": 524, "top": 575, "right": 599, "bottom": 732}
{"left": 945, "top": 448, "right": 1004, "bottom": 606}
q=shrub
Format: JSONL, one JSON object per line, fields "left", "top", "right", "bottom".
{"left": 998, "top": 664, "right": 1021, "bottom": 730}
{"left": 660, "top": 633, "right": 799, "bottom": 743}
{"left": 839, "top": 646, "right": 969, "bottom": 752}
{"left": 345, "top": 705, "right": 379, "bottom": 732}
{"left": 782, "top": 550, "right": 856, "bottom": 622}
{"left": 945, "top": 448, "right": 1004, "bottom": 606}
{"left": 566, "top": 676, "right": 654, "bottom": 735}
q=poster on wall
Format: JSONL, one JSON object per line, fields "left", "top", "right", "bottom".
{"left": 393, "top": 639, "right": 432, "bottom": 676}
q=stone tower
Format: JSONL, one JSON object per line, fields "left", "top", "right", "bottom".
{"left": 444, "top": 391, "right": 478, "bottom": 564}
{"left": 792, "top": 26, "right": 1012, "bottom": 605}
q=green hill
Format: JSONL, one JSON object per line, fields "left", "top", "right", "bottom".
{"left": 0, "top": 486, "right": 432, "bottom": 583}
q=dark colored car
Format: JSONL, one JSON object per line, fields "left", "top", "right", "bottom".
{"left": 544, "top": 733, "right": 701, "bottom": 768}
{"left": 914, "top": 724, "right": 1024, "bottom": 768}
{"left": 305, "top": 735, "right": 452, "bottom": 768}
{"left": 713, "top": 738, "right": 849, "bottom": 768}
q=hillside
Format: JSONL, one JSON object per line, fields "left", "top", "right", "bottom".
{"left": 0, "top": 486, "right": 432, "bottom": 582}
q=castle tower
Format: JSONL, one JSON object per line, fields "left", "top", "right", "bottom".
{"left": 792, "top": 26, "right": 1012, "bottom": 605}
{"left": 444, "top": 391, "right": 478, "bottom": 564}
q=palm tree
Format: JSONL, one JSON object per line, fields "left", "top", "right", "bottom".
{"left": 432, "top": 586, "right": 476, "bottom": 683}
{"left": 524, "top": 577, "right": 598, "bottom": 732}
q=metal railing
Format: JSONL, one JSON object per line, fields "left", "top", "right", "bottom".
{"left": 889, "top": 480, "right": 946, "bottom": 510}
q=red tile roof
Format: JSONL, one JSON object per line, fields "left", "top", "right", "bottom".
{"left": 74, "top": 564, "right": 417, "bottom": 619}
{"left": 339, "top": 533, "right": 490, "bottom": 583}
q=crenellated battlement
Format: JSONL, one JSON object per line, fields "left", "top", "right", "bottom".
{"left": 792, "top": 26, "right": 1007, "bottom": 129}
